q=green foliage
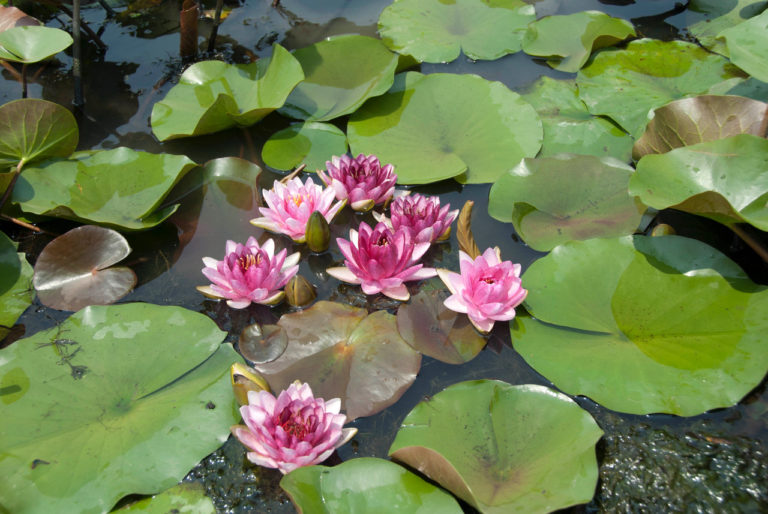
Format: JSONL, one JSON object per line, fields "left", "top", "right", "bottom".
{"left": 0, "top": 25, "right": 71, "bottom": 63}
{"left": 262, "top": 122, "right": 347, "bottom": 172}
{"left": 718, "top": 9, "right": 768, "bottom": 82}
{"left": 0, "top": 231, "right": 32, "bottom": 341}
{"left": 684, "top": 0, "right": 767, "bottom": 56}
{"left": 117, "top": 483, "right": 215, "bottom": 513}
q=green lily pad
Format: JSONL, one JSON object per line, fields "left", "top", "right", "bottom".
{"left": 0, "top": 229, "right": 19, "bottom": 293}
{"left": 630, "top": 135, "right": 768, "bottom": 230}
{"left": 514, "top": 235, "right": 768, "bottom": 416}
{"left": 0, "top": 232, "right": 33, "bottom": 341}
{"left": 281, "top": 457, "right": 464, "bottom": 513}
{"left": 488, "top": 154, "right": 646, "bottom": 251}
{"left": 11, "top": 147, "right": 197, "bottom": 230}
{"left": 718, "top": 9, "right": 768, "bottom": 83}
{"left": 0, "top": 25, "right": 72, "bottom": 63}
{"left": 348, "top": 72, "right": 542, "bottom": 184}
{"left": 684, "top": 0, "right": 767, "bottom": 56}
{"left": 262, "top": 122, "right": 347, "bottom": 172}
{"left": 522, "top": 11, "right": 635, "bottom": 72}
{"left": 150, "top": 44, "right": 304, "bottom": 141}
{"left": 0, "top": 303, "right": 241, "bottom": 513}
{"left": 520, "top": 77, "right": 633, "bottom": 160}
{"left": 278, "top": 35, "right": 398, "bottom": 122}
{"left": 633, "top": 95, "right": 768, "bottom": 159}
{"left": 117, "top": 482, "right": 215, "bottom": 513}
{"left": 576, "top": 39, "right": 746, "bottom": 138}
{"left": 252, "top": 301, "right": 421, "bottom": 421}
{"left": 378, "top": 0, "right": 535, "bottom": 63}
{"left": 389, "top": 380, "right": 603, "bottom": 513}
{"left": 0, "top": 98, "right": 78, "bottom": 169}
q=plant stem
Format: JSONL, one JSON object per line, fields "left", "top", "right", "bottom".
{"left": 21, "top": 63, "right": 27, "bottom": 98}
{"left": 207, "top": 0, "right": 225, "bottom": 52}
{"left": 729, "top": 223, "right": 768, "bottom": 263}
{"left": 0, "top": 214, "right": 41, "bottom": 233}
{"left": 72, "top": 0, "right": 83, "bottom": 107}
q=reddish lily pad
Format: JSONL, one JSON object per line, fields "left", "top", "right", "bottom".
{"left": 33, "top": 225, "right": 136, "bottom": 312}
{"left": 252, "top": 301, "right": 421, "bottom": 421}
{"left": 396, "top": 289, "right": 487, "bottom": 364}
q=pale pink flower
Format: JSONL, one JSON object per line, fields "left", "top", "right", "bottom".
{"left": 388, "top": 193, "right": 458, "bottom": 243}
{"left": 326, "top": 222, "right": 437, "bottom": 301}
{"left": 198, "top": 237, "right": 299, "bottom": 308}
{"left": 231, "top": 382, "right": 357, "bottom": 474}
{"left": 317, "top": 154, "right": 397, "bottom": 211}
{"left": 250, "top": 177, "right": 344, "bottom": 242}
{"left": 437, "top": 248, "right": 527, "bottom": 333}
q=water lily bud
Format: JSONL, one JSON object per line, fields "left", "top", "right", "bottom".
{"left": 305, "top": 210, "right": 331, "bottom": 252}
{"left": 230, "top": 362, "right": 270, "bottom": 406}
{"left": 651, "top": 223, "right": 676, "bottom": 236}
{"left": 285, "top": 275, "right": 316, "bottom": 307}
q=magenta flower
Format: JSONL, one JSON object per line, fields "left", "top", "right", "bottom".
{"left": 437, "top": 248, "right": 527, "bottom": 333}
{"left": 198, "top": 237, "right": 299, "bottom": 308}
{"left": 231, "top": 382, "right": 357, "bottom": 474}
{"left": 387, "top": 193, "right": 458, "bottom": 243}
{"left": 326, "top": 222, "right": 437, "bottom": 301}
{"left": 317, "top": 154, "right": 397, "bottom": 211}
{"left": 250, "top": 177, "right": 344, "bottom": 243}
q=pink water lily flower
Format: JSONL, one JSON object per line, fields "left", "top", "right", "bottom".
{"left": 317, "top": 154, "right": 397, "bottom": 211}
{"left": 327, "top": 221, "right": 437, "bottom": 301}
{"left": 437, "top": 248, "right": 527, "bottom": 333}
{"left": 250, "top": 177, "right": 344, "bottom": 242}
{"left": 198, "top": 237, "right": 299, "bottom": 308}
{"left": 387, "top": 193, "right": 458, "bottom": 243}
{"left": 231, "top": 381, "right": 357, "bottom": 474}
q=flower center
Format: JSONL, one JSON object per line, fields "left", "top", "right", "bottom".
{"left": 280, "top": 418, "right": 309, "bottom": 440}
{"left": 374, "top": 234, "right": 390, "bottom": 246}
{"left": 238, "top": 253, "right": 262, "bottom": 271}
{"left": 292, "top": 194, "right": 305, "bottom": 208}
{"left": 351, "top": 166, "right": 371, "bottom": 180}
{"left": 480, "top": 275, "right": 495, "bottom": 284}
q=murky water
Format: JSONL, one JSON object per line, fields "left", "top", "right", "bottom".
{"left": 4, "top": 0, "right": 768, "bottom": 512}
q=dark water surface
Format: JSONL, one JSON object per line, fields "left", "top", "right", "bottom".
{"left": 4, "top": 0, "right": 768, "bottom": 512}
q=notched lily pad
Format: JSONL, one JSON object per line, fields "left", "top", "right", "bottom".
{"left": 378, "top": 0, "right": 535, "bottom": 63}
{"left": 396, "top": 289, "right": 487, "bottom": 364}
{"left": 389, "top": 380, "right": 603, "bottom": 513}
{"left": 348, "top": 72, "right": 542, "bottom": 184}
{"left": 252, "top": 301, "right": 421, "bottom": 421}
{"left": 262, "top": 122, "right": 347, "bottom": 172}
{"left": 33, "top": 225, "right": 136, "bottom": 312}
{"left": 0, "top": 25, "right": 72, "bottom": 63}
{"left": 633, "top": 94, "right": 768, "bottom": 160}
{"left": 489, "top": 154, "right": 647, "bottom": 251}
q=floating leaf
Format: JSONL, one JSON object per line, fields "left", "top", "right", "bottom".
{"left": 0, "top": 25, "right": 72, "bottom": 63}
{"left": 238, "top": 323, "right": 288, "bottom": 364}
{"left": 12, "top": 147, "right": 197, "bottom": 230}
{"left": 488, "top": 154, "right": 646, "bottom": 251}
{"left": 117, "top": 482, "right": 215, "bottom": 513}
{"left": 396, "top": 289, "right": 487, "bottom": 364}
{"left": 718, "top": 9, "right": 768, "bottom": 83}
{"left": 0, "top": 98, "right": 78, "bottom": 169}
{"left": 262, "top": 122, "right": 347, "bottom": 172}
{"left": 682, "top": 0, "right": 767, "bottom": 56}
{"left": 0, "top": 6, "right": 40, "bottom": 32}
{"left": 281, "top": 457, "right": 464, "bottom": 513}
{"left": 389, "top": 380, "right": 603, "bottom": 513}
{"left": 576, "top": 39, "right": 746, "bottom": 138}
{"left": 630, "top": 134, "right": 768, "bottom": 230}
{"left": 252, "top": 301, "right": 421, "bottom": 421}
{"left": 150, "top": 44, "right": 304, "bottom": 141}
{"left": 514, "top": 235, "right": 768, "bottom": 416}
{"left": 521, "top": 77, "right": 633, "bottom": 160}
{"left": 32, "top": 225, "right": 136, "bottom": 312}
{"left": 522, "top": 11, "right": 635, "bottom": 72}
{"left": 278, "top": 35, "right": 398, "bottom": 122}
{"left": 378, "top": 0, "right": 535, "bottom": 63}
{"left": 633, "top": 95, "right": 768, "bottom": 159}
{"left": 348, "top": 72, "right": 542, "bottom": 184}
{"left": 0, "top": 232, "right": 33, "bottom": 340}
{"left": 0, "top": 303, "right": 241, "bottom": 513}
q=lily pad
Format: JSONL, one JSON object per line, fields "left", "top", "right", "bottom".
{"left": 389, "top": 380, "right": 603, "bottom": 513}
{"left": 0, "top": 303, "right": 241, "bottom": 513}
{"left": 396, "top": 289, "right": 487, "bottom": 364}
{"left": 513, "top": 235, "right": 768, "bottom": 416}
{"left": 0, "top": 98, "right": 78, "bottom": 169}
{"left": 630, "top": 134, "right": 768, "bottom": 230}
{"left": 683, "top": 0, "right": 767, "bottom": 56}
{"left": 238, "top": 323, "right": 288, "bottom": 364}
{"left": 11, "top": 147, "right": 197, "bottom": 230}
{"left": 521, "top": 77, "right": 633, "bottom": 160}
{"left": 378, "top": 0, "right": 535, "bottom": 63}
{"left": 633, "top": 95, "right": 768, "bottom": 160}
{"left": 0, "top": 6, "right": 40, "bottom": 32}
{"left": 488, "top": 154, "right": 646, "bottom": 251}
{"left": 718, "top": 9, "right": 768, "bottom": 83}
{"left": 117, "top": 482, "right": 215, "bottom": 513}
{"left": 348, "top": 72, "right": 542, "bottom": 184}
{"left": 262, "top": 122, "right": 347, "bottom": 172}
{"left": 278, "top": 35, "right": 398, "bottom": 122}
{"left": 0, "top": 25, "right": 72, "bottom": 63}
{"left": 522, "top": 11, "right": 635, "bottom": 73}
{"left": 252, "top": 301, "right": 421, "bottom": 421}
{"left": 150, "top": 44, "right": 304, "bottom": 141}
{"left": 576, "top": 39, "right": 746, "bottom": 138}
{"left": 33, "top": 225, "right": 137, "bottom": 312}
{"left": 0, "top": 232, "right": 33, "bottom": 340}
{"left": 281, "top": 457, "right": 464, "bottom": 513}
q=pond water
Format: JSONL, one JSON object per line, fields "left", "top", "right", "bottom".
{"left": 3, "top": 0, "right": 768, "bottom": 512}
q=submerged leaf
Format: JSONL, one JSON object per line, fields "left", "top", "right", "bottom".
{"left": 238, "top": 323, "right": 288, "bottom": 364}
{"left": 117, "top": 482, "right": 215, "bottom": 513}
